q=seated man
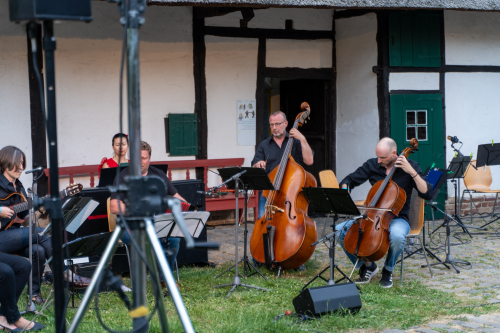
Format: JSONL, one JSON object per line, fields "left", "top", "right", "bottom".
{"left": 336, "top": 138, "right": 432, "bottom": 288}
{"left": 0, "top": 145, "right": 90, "bottom": 305}
{"left": 110, "top": 141, "right": 187, "bottom": 285}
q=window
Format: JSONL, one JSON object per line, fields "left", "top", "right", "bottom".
{"left": 389, "top": 11, "right": 441, "bottom": 67}
{"left": 165, "top": 113, "right": 198, "bottom": 156}
{"left": 406, "top": 110, "right": 427, "bottom": 141}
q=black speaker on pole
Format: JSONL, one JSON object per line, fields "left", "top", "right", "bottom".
{"left": 293, "top": 283, "right": 361, "bottom": 316}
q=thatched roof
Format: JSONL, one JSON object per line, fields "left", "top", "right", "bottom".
{"left": 149, "top": 0, "right": 500, "bottom": 11}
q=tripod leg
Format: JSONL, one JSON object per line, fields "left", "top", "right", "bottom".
{"left": 244, "top": 257, "right": 268, "bottom": 281}
{"left": 144, "top": 218, "right": 195, "bottom": 333}
{"left": 419, "top": 236, "right": 433, "bottom": 278}
{"left": 68, "top": 226, "right": 124, "bottom": 333}
{"left": 146, "top": 241, "right": 170, "bottom": 333}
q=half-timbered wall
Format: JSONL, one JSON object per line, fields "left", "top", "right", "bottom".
{"left": 444, "top": 11, "right": 500, "bottom": 193}
{"left": 335, "top": 13, "right": 379, "bottom": 200}
{"left": 0, "top": 6, "right": 32, "bottom": 187}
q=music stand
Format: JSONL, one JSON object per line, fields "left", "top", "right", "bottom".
{"left": 474, "top": 144, "right": 500, "bottom": 229}
{"left": 46, "top": 233, "right": 112, "bottom": 308}
{"left": 213, "top": 167, "right": 274, "bottom": 297}
{"left": 300, "top": 187, "right": 361, "bottom": 291}
{"left": 40, "top": 197, "right": 99, "bottom": 236}
{"left": 424, "top": 163, "right": 473, "bottom": 273}
{"left": 98, "top": 167, "right": 119, "bottom": 188}
{"left": 477, "top": 143, "right": 500, "bottom": 168}
{"left": 154, "top": 211, "right": 210, "bottom": 239}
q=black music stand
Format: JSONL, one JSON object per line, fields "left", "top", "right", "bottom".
{"left": 477, "top": 143, "right": 500, "bottom": 168}
{"left": 47, "top": 233, "right": 112, "bottom": 308}
{"left": 474, "top": 144, "right": 500, "bottom": 229}
{"left": 215, "top": 167, "right": 274, "bottom": 285}
{"left": 300, "top": 187, "right": 361, "bottom": 291}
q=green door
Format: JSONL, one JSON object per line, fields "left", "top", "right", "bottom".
{"left": 390, "top": 94, "right": 445, "bottom": 218}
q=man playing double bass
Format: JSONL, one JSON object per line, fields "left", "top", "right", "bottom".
{"left": 251, "top": 110, "right": 314, "bottom": 219}
{"left": 337, "top": 138, "right": 432, "bottom": 288}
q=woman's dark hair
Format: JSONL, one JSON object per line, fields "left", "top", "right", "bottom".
{"left": 0, "top": 146, "right": 26, "bottom": 174}
{"left": 112, "top": 133, "right": 129, "bottom": 145}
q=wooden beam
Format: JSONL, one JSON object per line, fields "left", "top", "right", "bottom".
{"left": 263, "top": 67, "right": 333, "bottom": 80}
{"left": 256, "top": 38, "right": 267, "bottom": 147}
{"left": 204, "top": 26, "right": 333, "bottom": 40}
{"left": 329, "top": 14, "right": 337, "bottom": 174}
{"left": 334, "top": 9, "right": 374, "bottom": 20}
{"left": 193, "top": 9, "right": 208, "bottom": 180}
{"left": 376, "top": 12, "right": 390, "bottom": 139}
{"left": 26, "top": 24, "right": 48, "bottom": 196}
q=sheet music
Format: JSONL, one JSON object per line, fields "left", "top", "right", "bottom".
{"left": 154, "top": 211, "right": 210, "bottom": 239}
{"left": 66, "top": 199, "right": 99, "bottom": 234}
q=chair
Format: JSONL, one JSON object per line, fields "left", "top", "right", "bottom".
{"left": 462, "top": 159, "right": 500, "bottom": 224}
{"left": 106, "top": 198, "right": 179, "bottom": 282}
{"left": 399, "top": 189, "right": 433, "bottom": 286}
{"left": 319, "top": 170, "right": 365, "bottom": 206}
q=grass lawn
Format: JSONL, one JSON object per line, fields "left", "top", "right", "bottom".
{"left": 22, "top": 258, "right": 500, "bottom": 332}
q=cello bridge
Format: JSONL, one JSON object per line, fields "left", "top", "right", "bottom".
{"left": 265, "top": 205, "right": 284, "bottom": 214}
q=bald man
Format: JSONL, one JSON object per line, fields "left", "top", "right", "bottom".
{"left": 336, "top": 137, "right": 432, "bottom": 288}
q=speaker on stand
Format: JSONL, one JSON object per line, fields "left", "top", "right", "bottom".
{"left": 293, "top": 283, "right": 361, "bottom": 316}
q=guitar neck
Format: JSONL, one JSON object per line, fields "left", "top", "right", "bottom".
{"left": 9, "top": 188, "right": 66, "bottom": 215}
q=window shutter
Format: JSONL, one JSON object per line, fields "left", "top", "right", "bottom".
{"left": 389, "top": 11, "right": 441, "bottom": 68}
{"left": 168, "top": 113, "right": 198, "bottom": 156}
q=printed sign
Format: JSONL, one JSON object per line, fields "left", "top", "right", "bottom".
{"left": 237, "top": 100, "right": 256, "bottom": 146}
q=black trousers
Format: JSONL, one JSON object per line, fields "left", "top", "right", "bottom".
{"left": 0, "top": 227, "right": 51, "bottom": 296}
{"left": 0, "top": 252, "right": 31, "bottom": 324}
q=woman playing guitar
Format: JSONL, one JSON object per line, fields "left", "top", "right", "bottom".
{"left": 336, "top": 138, "right": 432, "bottom": 288}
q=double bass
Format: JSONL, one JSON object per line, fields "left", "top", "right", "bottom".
{"left": 344, "top": 138, "right": 419, "bottom": 262}
{"left": 250, "top": 102, "right": 317, "bottom": 270}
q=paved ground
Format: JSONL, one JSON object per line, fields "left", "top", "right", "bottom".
{"left": 206, "top": 214, "right": 500, "bottom": 332}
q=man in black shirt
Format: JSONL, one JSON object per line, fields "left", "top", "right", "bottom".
{"left": 336, "top": 138, "right": 431, "bottom": 288}
{"left": 0, "top": 145, "right": 89, "bottom": 304}
{"left": 110, "top": 141, "right": 186, "bottom": 284}
{"left": 251, "top": 110, "right": 314, "bottom": 218}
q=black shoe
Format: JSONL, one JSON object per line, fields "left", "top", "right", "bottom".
{"left": 379, "top": 268, "right": 393, "bottom": 288}
{"left": 295, "top": 264, "right": 306, "bottom": 272}
{"left": 355, "top": 263, "right": 379, "bottom": 284}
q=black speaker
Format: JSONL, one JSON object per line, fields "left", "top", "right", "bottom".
{"left": 9, "top": 0, "right": 92, "bottom": 22}
{"left": 293, "top": 283, "right": 361, "bottom": 316}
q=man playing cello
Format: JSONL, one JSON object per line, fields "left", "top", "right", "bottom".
{"left": 337, "top": 138, "right": 432, "bottom": 288}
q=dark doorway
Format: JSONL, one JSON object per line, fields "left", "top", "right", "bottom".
{"left": 280, "top": 79, "right": 330, "bottom": 181}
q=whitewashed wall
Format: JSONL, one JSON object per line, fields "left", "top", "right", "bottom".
{"left": 445, "top": 11, "right": 500, "bottom": 66}
{"left": 335, "top": 14, "right": 379, "bottom": 200}
{"left": 0, "top": 2, "right": 32, "bottom": 187}
{"left": 48, "top": 3, "right": 194, "bottom": 187}
{"left": 444, "top": 12, "right": 500, "bottom": 196}
{"left": 205, "top": 36, "right": 259, "bottom": 187}
{"left": 445, "top": 73, "right": 500, "bottom": 195}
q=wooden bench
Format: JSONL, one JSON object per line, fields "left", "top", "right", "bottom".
{"left": 44, "top": 158, "right": 259, "bottom": 221}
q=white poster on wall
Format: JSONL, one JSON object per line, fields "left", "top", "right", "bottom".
{"left": 236, "top": 100, "right": 256, "bottom": 146}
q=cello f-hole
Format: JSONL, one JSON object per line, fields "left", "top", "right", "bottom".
{"left": 374, "top": 216, "right": 381, "bottom": 231}
{"left": 285, "top": 200, "right": 296, "bottom": 220}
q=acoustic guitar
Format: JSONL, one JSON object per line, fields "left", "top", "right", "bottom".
{"left": 0, "top": 183, "right": 83, "bottom": 231}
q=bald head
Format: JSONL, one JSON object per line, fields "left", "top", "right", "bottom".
{"left": 376, "top": 137, "right": 398, "bottom": 168}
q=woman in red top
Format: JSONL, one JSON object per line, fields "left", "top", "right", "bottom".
{"left": 99, "top": 133, "right": 129, "bottom": 176}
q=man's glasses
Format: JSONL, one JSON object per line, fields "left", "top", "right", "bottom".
{"left": 270, "top": 121, "right": 285, "bottom": 128}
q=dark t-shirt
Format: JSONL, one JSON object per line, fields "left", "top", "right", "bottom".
{"left": 0, "top": 173, "right": 28, "bottom": 230}
{"left": 339, "top": 157, "right": 432, "bottom": 223}
{"left": 111, "top": 165, "right": 178, "bottom": 201}
{"left": 251, "top": 133, "right": 311, "bottom": 174}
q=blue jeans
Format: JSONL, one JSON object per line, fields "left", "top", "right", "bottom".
{"left": 121, "top": 231, "right": 180, "bottom": 282}
{"left": 336, "top": 217, "right": 410, "bottom": 272}
{"left": 258, "top": 192, "right": 266, "bottom": 219}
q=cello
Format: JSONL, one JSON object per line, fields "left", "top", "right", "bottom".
{"left": 343, "top": 138, "right": 419, "bottom": 262}
{"left": 250, "top": 102, "right": 317, "bottom": 271}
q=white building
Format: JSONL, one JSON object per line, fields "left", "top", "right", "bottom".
{"left": 1, "top": 0, "right": 499, "bottom": 213}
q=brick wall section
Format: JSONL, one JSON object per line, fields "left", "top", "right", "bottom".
{"left": 445, "top": 195, "right": 500, "bottom": 216}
